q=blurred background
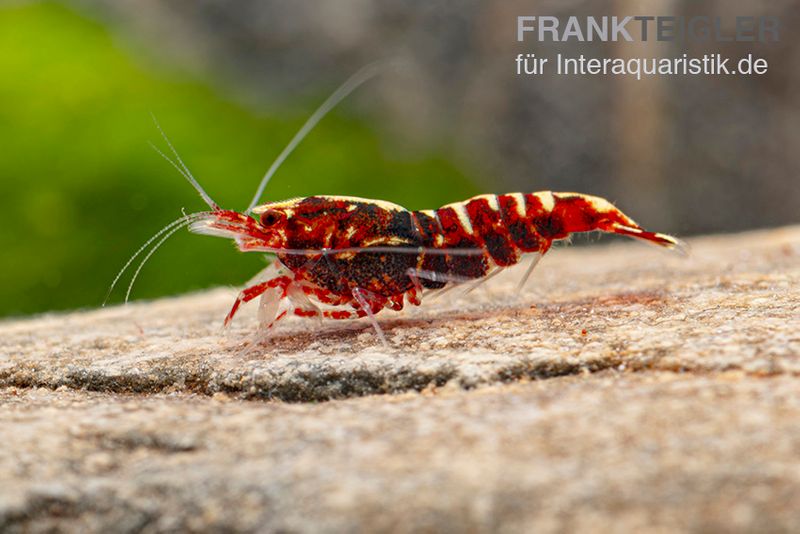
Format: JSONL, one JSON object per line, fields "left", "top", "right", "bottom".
{"left": 0, "top": 0, "right": 797, "bottom": 317}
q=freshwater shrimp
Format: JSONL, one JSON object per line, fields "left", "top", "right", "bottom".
{"left": 107, "top": 65, "right": 685, "bottom": 345}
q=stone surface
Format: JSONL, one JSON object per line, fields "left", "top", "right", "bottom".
{"left": 1, "top": 226, "right": 799, "bottom": 532}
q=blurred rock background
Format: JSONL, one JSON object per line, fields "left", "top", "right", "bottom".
{"left": 1, "top": 0, "right": 798, "bottom": 316}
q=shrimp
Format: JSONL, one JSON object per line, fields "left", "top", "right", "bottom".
{"left": 108, "top": 64, "right": 685, "bottom": 346}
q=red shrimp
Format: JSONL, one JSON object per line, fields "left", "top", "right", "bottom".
{"left": 108, "top": 65, "right": 685, "bottom": 345}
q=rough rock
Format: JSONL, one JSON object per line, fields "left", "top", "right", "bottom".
{"left": 1, "top": 226, "right": 798, "bottom": 532}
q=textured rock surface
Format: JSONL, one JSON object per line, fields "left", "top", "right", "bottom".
{"left": 1, "top": 226, "right": 799, "bottom": 532}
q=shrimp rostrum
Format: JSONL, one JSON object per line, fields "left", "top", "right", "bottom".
{"left": 109, "top": 65, "right": 685, "bottom": 344}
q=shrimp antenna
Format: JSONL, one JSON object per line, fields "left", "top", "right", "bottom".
{"left": 246, "top": 61, "right": 384, "bottom": 214}
{"left": 150, "top": 113, "right": 220, "bottom": 211}
{"left": 103, "top": 211, "right": 208, "bottom": 306}
{"left": 124, "top": 216, "right": 199, "bottom": 304}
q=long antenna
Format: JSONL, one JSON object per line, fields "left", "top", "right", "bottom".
{"left": 150, "top": 113, "right": 220, "bottom": 211}
{"left": 245, "top": 62, "right": 384, "bottom": 214}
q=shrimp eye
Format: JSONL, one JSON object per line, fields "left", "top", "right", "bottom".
{"left": 259, "top": 211, "right": 282, "bottom": 227}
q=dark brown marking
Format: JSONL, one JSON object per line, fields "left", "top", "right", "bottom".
{"left": 411, "top": 211, "right": 448, "bottom": 289}
{"left": 434, "top": 207, "right": 488, "bottom": 280}
{"left": 464, "top": 196, "right": 518, "bottom": 267}
{"left": 498, "top": 194, "right": 542, "bottom": 252}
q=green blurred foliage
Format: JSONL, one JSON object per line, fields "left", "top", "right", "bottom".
{"left": 0, "top": 2, "right": 478, "bottom": 317}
